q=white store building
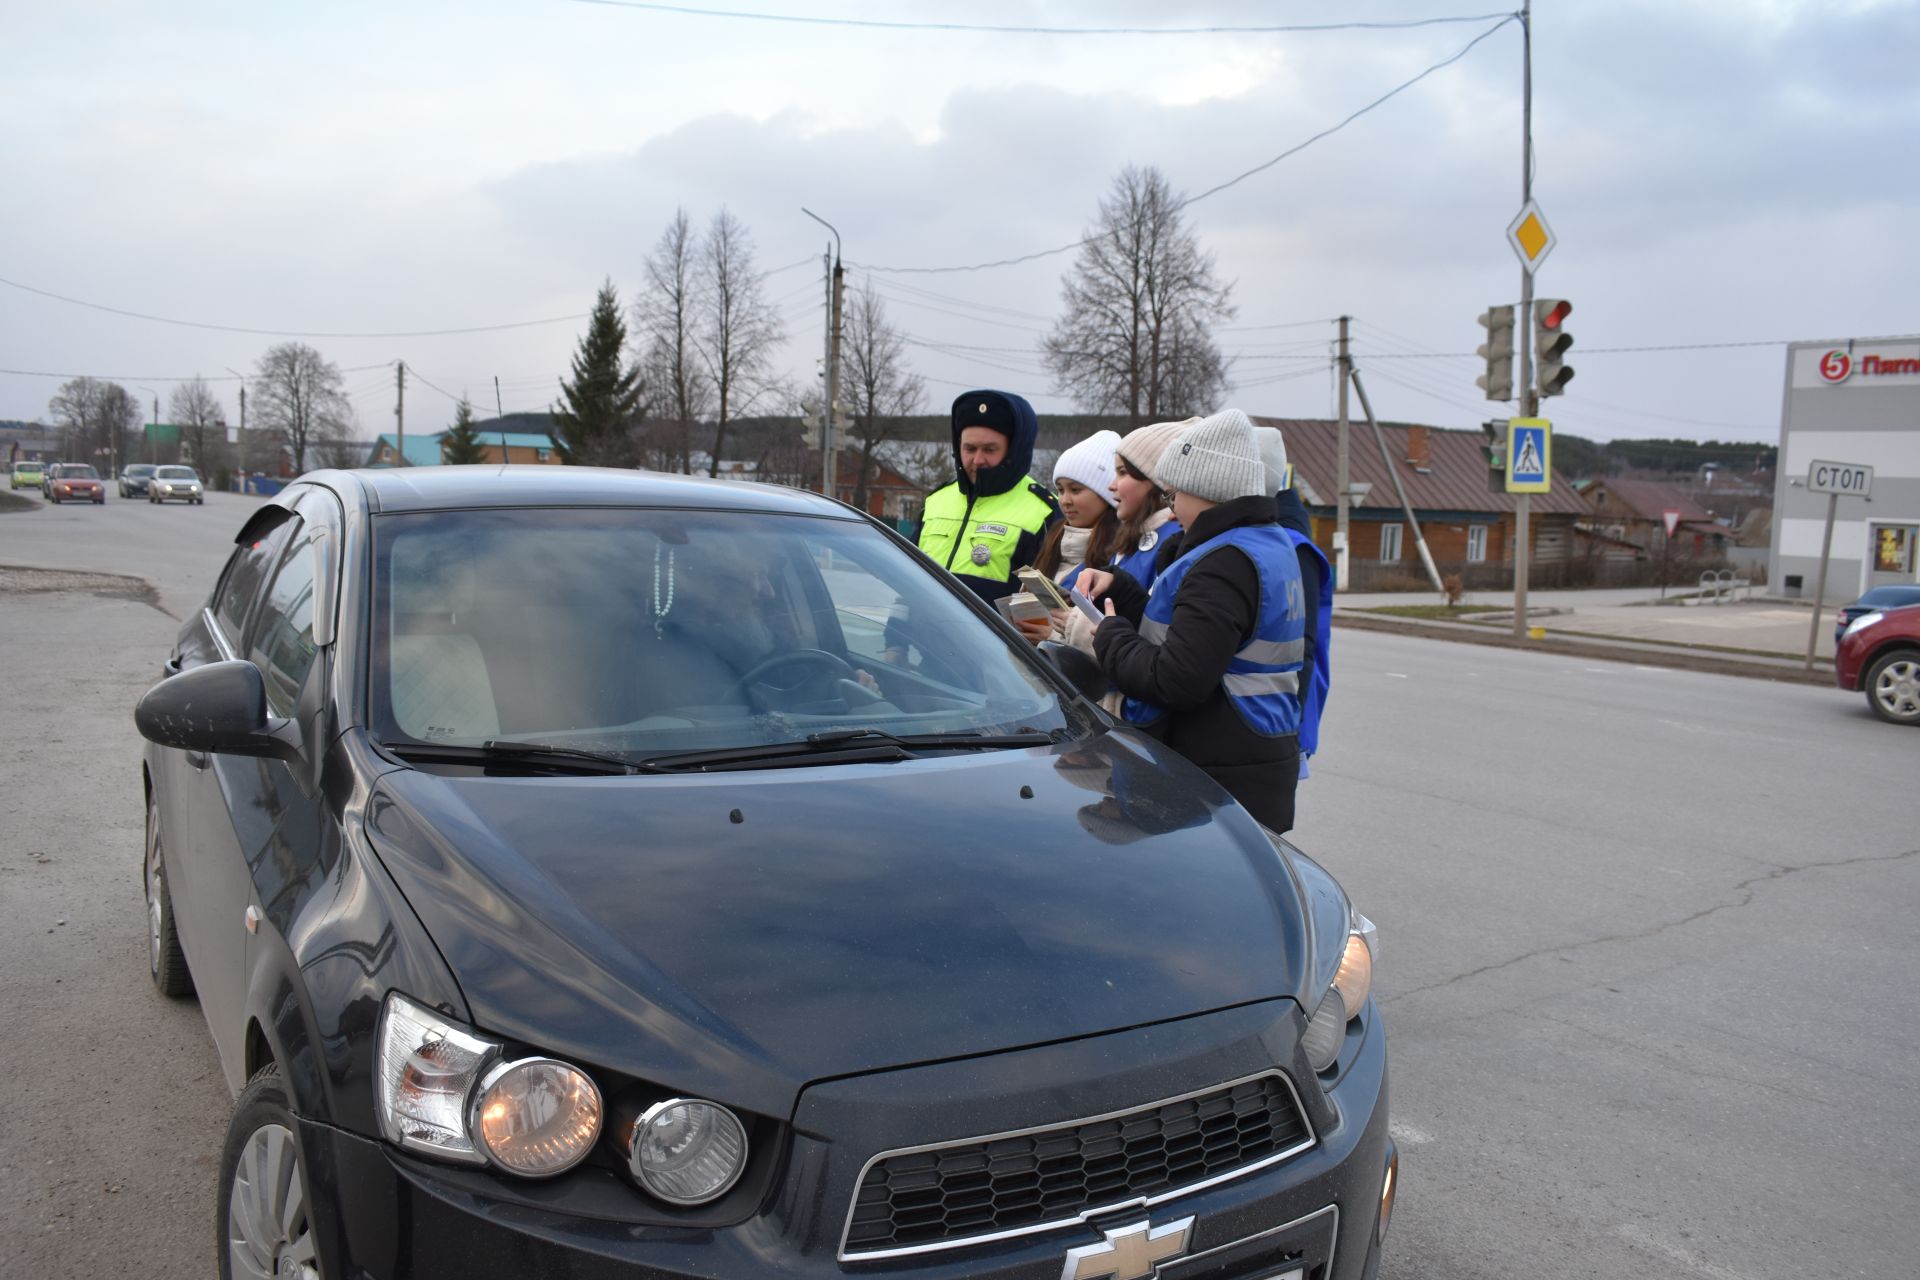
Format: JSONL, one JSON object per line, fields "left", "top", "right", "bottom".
{"left": 1769, "top": 336, "right": 1920, "bottom": 603}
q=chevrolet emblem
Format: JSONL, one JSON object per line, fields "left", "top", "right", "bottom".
{"left": 1061, "top": 1216, "right": 1194, "bottom": 1280}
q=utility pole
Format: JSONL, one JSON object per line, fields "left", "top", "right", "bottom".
{"left": 395, "top": 360, "right": 407, "bottom": 465}
{"left": 1335, "top": 315, "right": 1352, "bottom": 590}
{"left": 226, "top": 367, "right": 247, "bottom": 489}
{"left": 802, "top": 208, "right": 844, "bottom": 501}
{"left": 1512, "top": 0, "right": 1535, "bottom": 641}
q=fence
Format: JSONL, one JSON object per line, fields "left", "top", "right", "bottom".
{"left": 1346, "top": 553, "right": 1762, "bottom": 593}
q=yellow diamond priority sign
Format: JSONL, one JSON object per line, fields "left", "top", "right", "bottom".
{"left": 1505, "top": 200, "right": 1556, "bottom": 274}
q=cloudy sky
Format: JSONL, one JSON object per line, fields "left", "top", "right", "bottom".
{"left": 2, "top": 0, "right": 1915, "bottom": 446}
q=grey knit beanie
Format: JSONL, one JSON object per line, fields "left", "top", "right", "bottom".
{"left": 1115, "top": 417, "right": 1199, "bottom": 489}
{"left": 1159, "top": 409, "right": 1267, "bottom": 503}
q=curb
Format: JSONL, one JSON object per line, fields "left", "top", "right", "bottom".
{"left": 1331, "top": 611, "right": 1835, "bottom": 687}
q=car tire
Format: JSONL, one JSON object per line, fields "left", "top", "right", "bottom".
{"left": 1864, "top": 649, "right": 1920, "bottom": 726}
{"left": 145, "top": 796, "right": 195, "bottom": 998}
{"left": 95, "top": 495, "right": 105, "bottom": 504}
{"left": 217, "top": 1063, "right": 323, "bottom": 1280}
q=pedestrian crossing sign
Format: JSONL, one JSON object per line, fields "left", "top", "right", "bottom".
{"left": 1506, "top": 418, "right": 1550, "bottom": 494}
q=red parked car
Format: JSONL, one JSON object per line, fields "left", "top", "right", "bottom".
{"left": 1835, "top": 604, "right": 1920, "bottom": 725}
{"left": 46, "top": 463, "right": 106, "bottom": 504}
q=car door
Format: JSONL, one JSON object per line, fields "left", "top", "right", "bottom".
{"left": 199, "top": 490, "right": 341, "bottom": 1088}
{"left": 162, "top": 506, "right": 300, "bottom": 1036}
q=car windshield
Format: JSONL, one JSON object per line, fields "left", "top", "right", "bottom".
{"left": 60, "top": 466, "right": 99, "bottom": 479}
{"left": 370, "top": 506, "right": 1079, "bottom": 758}
{"left": 156, "top": 467, "right": 198, "bottom": 479}
{"left": 127, "top": 465, "right": 155, "bottom": 476}
{"left": 1858, "top": 586, "right": 1920, "bottom": 607}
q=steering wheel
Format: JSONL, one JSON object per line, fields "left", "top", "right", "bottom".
{"left": 725, "top": 648, "right": 858, "bottom": 708}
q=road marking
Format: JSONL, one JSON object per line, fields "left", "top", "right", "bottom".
{"left": 1385, "top": 672, "right": 1409, "bottom": 679}
{"left": 1388, "top": 1120, "right": 1434, "bottom": 1146}
{"left": 1615, "top": 1223, "right": 1759, "bottom": 1280}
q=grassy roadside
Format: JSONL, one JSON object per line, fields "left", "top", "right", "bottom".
{"left": 0, "top": 490, "right": 44, "bottom": 514}
{"left": 1354, "top": 604, "right": 1509, "bottom": 622}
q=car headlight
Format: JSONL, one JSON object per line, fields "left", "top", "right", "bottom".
{"left": 1844, "top": 611, "right": 1884, "bottom": 638}
{"left": 375, "top": 991, "right": 601, "bottom": 1176}
{"left": 471, "top": 1057, "right": 603, "bottom": 1177}
{"left": 1301, "top": 912, "right": 1375, "bottom": 1073}
{"left": 625, "top": 1098, "right": 750, "bottom": 1204}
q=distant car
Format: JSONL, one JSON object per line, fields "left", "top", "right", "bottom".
{"left": 10, "top": 460, "right": 45, "bottom": 490}
{"left": 148, "top": 465, "right": 205, "bottom": 505}
{"left": 1835, "top": 585, "right": 1920, "bottom": 644}
{"left": 46, "top": 463, "right": 105, "bottom": 504}
{"left": 1835, "top": 603, "right": 1920, "bottom": 725}
{"left": 120, "top": 463, "right": 158, "bottom": 498}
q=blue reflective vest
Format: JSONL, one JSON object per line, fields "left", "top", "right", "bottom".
{"left": 1109, "top": 518, "right": 1181, "bottom": 591}
{"left": 1283, "top": 528, "right": 1334, "bottom": 758}
{"left": 1122, "top": 525, "right": 1309, "bottom": 737}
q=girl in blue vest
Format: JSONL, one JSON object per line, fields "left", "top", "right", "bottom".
{"left": 1079, "top": 409, "right": 1315, "bottom": 834}
{"left": 1108, "top": 417, "right": 1192, "bottom": 592}
{"left": 1033, "top": 430, "right": 1123, "bottom": 595}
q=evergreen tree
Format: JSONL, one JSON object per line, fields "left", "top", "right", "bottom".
{"left": 550, "top": 279, "right": 647, "bottom": 466}
{"left": 441, "top": 397, "right": 490, "bottom": 465}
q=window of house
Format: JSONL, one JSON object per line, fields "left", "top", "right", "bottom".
{"left": 1379, "top": 523, "right": 1403, "bottom": 562}
{"left": 1467, "top": 524, "right": 1488, "bottom": 563}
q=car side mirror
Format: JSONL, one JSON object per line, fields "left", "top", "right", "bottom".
{"left": 134, "top": 660, "right": 301, "bottom": 761}
{"left": 1037, "top": 641, "right": 1109, "bottom": 703}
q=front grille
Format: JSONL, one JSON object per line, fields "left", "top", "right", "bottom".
{"left": 842, "top": 1072, "right": 1312, "bottom": 1257}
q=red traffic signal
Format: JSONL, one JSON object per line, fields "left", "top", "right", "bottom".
{"left": 1538, "top": 298, "right": 1572, "bottom": 332}
{"left": 1533, "top": 299, "right": 1574, "bottom": 397}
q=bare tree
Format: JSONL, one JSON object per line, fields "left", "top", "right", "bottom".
{"left": 635, "top": 208, "right": 713, "bottom": 473}
{"left": 168, "top": 377, "right": 229, "bottom": 472}
{"left": 839, "top": 285, "right": 925, "bottom": 511}
{"left": 696, "top": 208, "right": 784, "bottom": 476}
{"left": 48, "top": 377, "right": 142, "bottom": 473}
{"left": 1042, "top": 165, "right": 1235, "bottom": 426}
{"left": 252, "top": 343, "right": 354, "bottom": 474}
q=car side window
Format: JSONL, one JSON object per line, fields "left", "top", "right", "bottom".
{"left": 212, "top": 517, "right": 299, "bottom": 642}
{"left": 247, "top": 534, "right": 319, "bottom": 718}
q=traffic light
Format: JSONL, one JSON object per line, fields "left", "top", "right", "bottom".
{"left": 1481, "top": 419, "right": 1509, "bottom": 494}
{"left": 1476, "top": 305, "right": 1516, "bottom": 401}
{"left": 1534, "top": 298, "right": 1574, "bottom": 397}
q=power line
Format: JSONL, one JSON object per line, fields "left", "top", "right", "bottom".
{"left": 0, "top": 362, "right": 392, "bottom": 382}
{"left": 853, "top": 15, "right": 1518, "bottom": 274}
{"left": 0, "top": 257, "right": 815, "bottom": 340}
{"left": 569, "top": 1, "right": 1518, "bottom": 38}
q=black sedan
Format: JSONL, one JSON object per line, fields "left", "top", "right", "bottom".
{"left": 136, "top": 466, "right": 1392, "bottom": 1280}
{"left": 1836, "top": 585, "right": 1920, "bottom": 644}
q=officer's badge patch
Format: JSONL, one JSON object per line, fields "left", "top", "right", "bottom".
{"left": 970, "top": 544, "right": 992, "bottom": 566}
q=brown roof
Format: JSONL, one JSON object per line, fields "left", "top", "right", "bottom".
{"left": 1252, "top": 417, "right": 1590, "bottom": 516}
{"left": 1585, "top": 476, "right": 1712, "bottom": 523}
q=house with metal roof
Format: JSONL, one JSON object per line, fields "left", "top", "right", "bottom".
{"left": 367, "top": 431, "right": 560, "bottom": 467}
{"left": 1252, "top": 417, "right": 1597, "bottom": 588}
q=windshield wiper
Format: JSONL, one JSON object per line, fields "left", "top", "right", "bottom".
{"left": 387, "top": 739, "right": 664, "bottom": 776}
{"left": 638, "top": 727, "right": 1058, "bottom": 772}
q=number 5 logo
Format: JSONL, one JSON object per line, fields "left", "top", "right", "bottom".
{"left": 1819, "top": 350, "right": 1853, "bottom": 383}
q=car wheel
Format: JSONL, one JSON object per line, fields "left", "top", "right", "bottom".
{"left": 1865, "top": 649, "right": 1920, "bottom": 726}
{"left": 145, "top": 797, "right": 194, "bottom": 997}
{"left": 218, "top": 1064, "right": 322, "bottom": 1280}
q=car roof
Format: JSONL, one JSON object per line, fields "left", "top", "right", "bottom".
{"left": 323, "top": 464, "right": 865, "bottom": 520}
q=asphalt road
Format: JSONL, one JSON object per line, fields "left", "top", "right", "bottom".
{"left": 1, "top": 492, "right": 1913, "bottom": 1279}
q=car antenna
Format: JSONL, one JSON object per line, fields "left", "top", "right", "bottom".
{"left": 495, "top": 376, "right": 509, "bottom": 476}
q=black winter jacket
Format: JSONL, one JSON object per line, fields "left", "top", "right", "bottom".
{"left": 1091, "top": 494, "right": 1302, "bottom": 833}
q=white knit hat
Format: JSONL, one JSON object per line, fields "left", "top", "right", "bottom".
{"left": 1159, "top": 409, "right": 1268, "bottom": 503}
{"left": 1252, "top": 425, "right": 1290, "bottom": 493}
{"left": 1115, "top": 417, "right": 1200, "bottom": 489}
{"left": 1052, "top": 429, "right": 1122, "bottom": 508}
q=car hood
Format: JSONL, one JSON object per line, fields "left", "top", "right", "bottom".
{"left": 364, "top": 730, "right": 1315, "bottom": 1116}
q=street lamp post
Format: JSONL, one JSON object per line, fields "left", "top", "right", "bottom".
{"left": 225, "top": 367, "right": 248, "bottom": 491}
{"left": 136, "top": 385, "right": 160, "bottom": 469}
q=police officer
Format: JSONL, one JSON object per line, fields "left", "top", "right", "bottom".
{"left": 1079, "top": 409, "right": 1313, "bottom": 834}
{"left": 916, "top": 389, "right": 1059, "bottom": 605}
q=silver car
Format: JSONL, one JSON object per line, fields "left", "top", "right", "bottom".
{"left": 148, "top": 465, "right": 205, "bottom": 505}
